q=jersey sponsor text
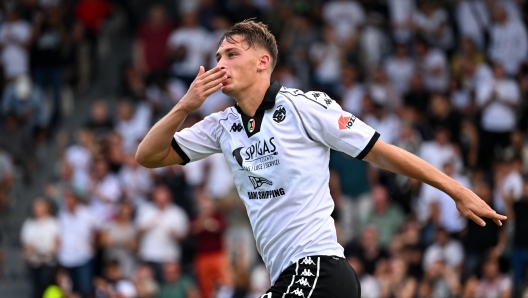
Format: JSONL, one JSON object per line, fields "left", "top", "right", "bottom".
{"left": 248, "top": 188, "right": 285, "bottom": 200}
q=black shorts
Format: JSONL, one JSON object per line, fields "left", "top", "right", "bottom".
{"left": 260, "top": 255, "right": 361, "bottom": 298}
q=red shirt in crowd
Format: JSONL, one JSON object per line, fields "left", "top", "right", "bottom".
{"left": 136, "top": 22, "right": 174, "bottom": 74}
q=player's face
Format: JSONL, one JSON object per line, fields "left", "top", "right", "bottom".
{"left": 216, "top": 35, "right": 262, "bottom": 97}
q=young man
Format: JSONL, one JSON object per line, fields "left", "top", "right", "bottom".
{"left": 136, "top": 20, "right": 506, "bottom": 298}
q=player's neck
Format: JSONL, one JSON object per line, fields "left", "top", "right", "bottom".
{"left": 234, "top": 78, "right": 271, "bottom": 117}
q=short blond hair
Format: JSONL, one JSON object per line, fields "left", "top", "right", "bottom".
{"left": 218, "top": 19, "right": 278, "bottom": 70}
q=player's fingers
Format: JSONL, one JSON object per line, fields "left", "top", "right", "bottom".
{"left": 203, "top": 74, "right": 227, "bottom": 90}
{"left": 466, "top": 211, "right": 486, "bottom": 227}
{"left": 201, "top": 68, "right": 227, "bottom": 85}
{"left": 203, "top": 82, "right": 224, "bottom": 97}
{"left": 493, "top": 218, "right": 503, "bottom": 226}
{"left": 196, "top": 66, "right": 205, "bottom": 77}
{"left": 199, "top": 66, "right": 223, "bottom": 79}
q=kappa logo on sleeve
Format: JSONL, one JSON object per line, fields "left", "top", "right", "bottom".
{"left": 338, "top": 114, "right": 356, "bottom": 130}
{"left": 230, "top": 122, "right": 243, "bottom": 132}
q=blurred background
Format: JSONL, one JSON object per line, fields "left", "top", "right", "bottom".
{"left": 0, "top": 0, "right": 527, "bottom": 297}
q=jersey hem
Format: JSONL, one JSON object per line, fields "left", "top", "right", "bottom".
{"left": 356, "top": 131, "right": 380, "bottom": 160}
{"left": 171, "top": 138, "right": 190, "bottom": 165}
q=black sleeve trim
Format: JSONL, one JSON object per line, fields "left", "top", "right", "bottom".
{"left": 356, "top": 132, "right": 380, "bottom": 160}
{"left": 171, "top": 138, "right": 190, "bottom": 165}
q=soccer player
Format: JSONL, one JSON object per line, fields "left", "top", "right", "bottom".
{"left": 136, "top": 20, "right": 506, "bottom": 298}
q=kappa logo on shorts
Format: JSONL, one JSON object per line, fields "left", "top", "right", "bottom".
{"left": 260, "top": 293, "right": 272, "bottom": 298}
{"left": 230, "top": 122, "right": 243, "bottom": 132}
{"left": 291, "top": 288, "right": 305, "bottom": 297}
{"left": 296, "top": 277, "right": 311, "bottom": 287}
{"left": 338, "top": 114, "right": 356, "bottom": 130}
{"left": 300, "top": 269, "right": 314, "bottom": 277}
{"left": 300, "top": 257, "right": 316, "bottom": 265}
{"left": 272, "top": 105, "right": 286, "bottom": 123}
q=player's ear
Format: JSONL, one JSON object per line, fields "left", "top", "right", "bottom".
{"left": 257, "top": 53, "right": 271, "bottom": 72}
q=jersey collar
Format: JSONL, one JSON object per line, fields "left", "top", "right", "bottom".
{"left": 234, "top": 81, "right": 282, "bottom": 138}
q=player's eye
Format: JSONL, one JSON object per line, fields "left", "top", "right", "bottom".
{"left": 228, "top": 53, "right": 236, "bottom": 58}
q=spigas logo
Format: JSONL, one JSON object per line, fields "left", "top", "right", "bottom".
{"left": 232, "top": 137, "right": 279, "bottom": 171}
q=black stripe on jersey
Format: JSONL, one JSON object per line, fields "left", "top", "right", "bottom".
{"left": 279, "top": 89, "right": 328, "bottom": 109}
{"left": 283, "top": 95, "right": 314, "bottom": 141}
{"left": 356, "top": 131, "right": 380, "bottom": 160}
{"left": 171, "top": 138, "right": 190, "bottom": 165}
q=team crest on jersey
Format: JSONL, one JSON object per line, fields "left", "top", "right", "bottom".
{"left": 248, "top": 119, "right": 256, "bottom": 133}
{"left": 338, "top": 114, "right": 356, "bottom": 130}
{"left": 272, "top": 105, "right": 286, "bottom": 123}
{"left": 249, "top": 176, "right": 273, "bottom": 189}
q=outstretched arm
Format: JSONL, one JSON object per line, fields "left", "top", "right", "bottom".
{"left": 136, "top": 66, "right": 227, "bottom": 168}
{"left": 362, "top": 140, "right": 506, "bottom": 226}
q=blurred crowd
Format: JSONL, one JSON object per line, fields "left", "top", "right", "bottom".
{"left": 1, "top": 0, "right": 528, "bottom": 297}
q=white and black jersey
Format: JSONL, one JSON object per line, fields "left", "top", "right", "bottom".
{"left": 172, "top": 81, "right": 379, "bottom": 284}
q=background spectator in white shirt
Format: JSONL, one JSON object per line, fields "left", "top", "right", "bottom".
{"left": 423, "top": 228, "right": 464, "bottom": 274}
{"left": 414, "top": 38, "right": 449, "bottom": 92}
{"left": 472, "top": 255, "right": 512, "bottom": 298}
{"left": 309, "top": 24, "right": 342, "bottom": 95}
{"left": 322, "top": 0, "right": 365, "bottom": 45}
{"left": 418, "top": 126, "right": 463, "bottom": 173}
{"left": 58, "top": 189, "right": 99, "bottom": 298}
{"left": 384, "top": 43, "right": 415, "bottom": 94}
{"left": 137, "top": 184, "right": 189, "bottom": 283}
{"left": 455, "top": 0, "right": 490, "bottom": 49}
{"left": 488, "top": 4, "right": 528, "bottom": 76}
{"left": 167, "top": 13, "right": 211, "bottom": 87}
{"left": 88, "top": 158, "right": 122, "bottom": 222}
{"left": 21, "top": 198, "right": 60, "bottom": 298}
{"left": 115, "top": 99, "right": 148, "bottom": 155}
{"left": 0, "top": 6, "right": 31, "bottom": 80}
{"left": 412, "top": 0, "right": 454, "bottom": 51}
{"left": 388, "top": 0, "right": 414, "bottom": 43}
{"left": 476, "top": 63, "right": 520, "bottom": 170}
{"left": 340, "top": 65, "right": 366, "bottom": 117}
{"left": 118, "top": 153, "right": 153, "bottom": 207}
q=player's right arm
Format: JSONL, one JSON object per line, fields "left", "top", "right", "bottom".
{"left": 135, "top": 66, "right": 227, "bottom": 168}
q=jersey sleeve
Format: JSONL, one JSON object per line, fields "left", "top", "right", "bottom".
{"left": 172, "top": 114, "right": 222, "bottom": 164}
{"left": 287, "top": 90, "right": 379, "bottom": 159}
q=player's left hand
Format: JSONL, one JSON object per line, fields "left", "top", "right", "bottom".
{"left": 452, "top": 185, "right": 507, "bottom": 227}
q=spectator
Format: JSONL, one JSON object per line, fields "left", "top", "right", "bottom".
{"left": 384, "top": 43, "right": 415, "bottom": 94}
{"left": 412, "top": 0, "right": 454, "bottom": 51}
{"left": 504, "top": 176, "right": 528, "bottom": 292}
{"left": 389, "top": 220, "right": 425, "bottom": 280}
{"left": 84, "top": 100, "right": 115, "bottom": 142}
{"left": 455, "top": 0, "right": 490, "bottom": 49}
{"left": 387, "top": 0, "right": 414, "bottom": 43}
{"left": 322, "top": 0, "right": 365, "bottom": 44}
{"left": 87, "top": 158, "right": 122, "bottom": 222}
{"left": 494, "top": 155, "right": 523, "bottom": 214}
{"left": 473, "top": 255, "right": 512, "bottom": 298}
{"left": 132, "top": 263, "right": 159, "bottom": 298}
{"left": 403, "top": 73, "right": 431, "bottom": 118}
{"left": 418, "top": 126, "right": 463, "bottom": 172}
{"left": 94, "top": 259, "right": 137, "bottom": 298}
{"left": 359, "top": 12, "right": 391, "bottom": 71}
{"left": 367, "top": 67, "right": 402, "bottom": 114}
{"left": 364, "top": 94, "right": 401, "bottom": 145}
{"left": 423, "top": 228, "right": 464, "bottom": 273}
{"left": 227, "top": 0, "right": 263, "bottom": 24}
{"left": 0, "top": 6, "right": 32, "bottom": 80}
{"left": 429, "top": 161, "right": 470, "bottom": 236}
{"left": 134, "top": 4, "right": 174, "bottom": 76}
{"left": 100, "top": 202, "right": 137, "bottom": 278}
{"left": 2, "top": 75, "right": 47, "bottom": 131}
{"left": 115, "top": 99, "right": 149, "bottom": 155}
{"left": 340, "top": 65, "right": 366, "bottom": 117}
{"left": 419, "top": 259, "right": 461, "bottom": 298}
{"left": 488, "top": 4, "right": 528, "bottom": 75}
{"left": 363, "top": 184, "right": 405, "bottom": 247}
{"left": 345, "top": 225, "right": 390, "bottom": 276}
{"left": 379, "top": 256, "right": 418, "bottom": 298}
{"left": 136, "top": 185, "right": 189, "bottom": 283}
{"left": 64, "top": 128, "right": 94, "bottom": 189}
{"left": 191, "top": 197, "right": 230, "bottom": 298}
{"left": 0, "top": 146, "right": 14, "bottom": 213}
{"left": 74, "top": 0, "right": 113, "bottom": 37}
{"left": 451, "top": 38, "right": 486, "bottom": 83}
{"left": 118, "top": 153, "right": 153, "bottom": 207}
{"left": 30, "top": 4, "right": 67, "bottom": 129}
{"left": 21, "top": 198, "right": 61, "bottom": 298}
{"left": 476, "top": 63, "right": 520, "bottom": 170}
{"left": 57, "top": 189, "right": 98, "bottom": 298}
{"left": 309, "top": 24, "right": 341, "bottom": 95}
{"left": 158, "top": 262, "right": 200, "bottom": 298}
{"left": 167, "top": 13, "right": 211, "bottom": 86}
{"left": 414, "top": 38, "right": 449, "bottom": 93}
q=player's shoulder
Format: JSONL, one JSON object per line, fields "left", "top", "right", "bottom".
{"left": 277, "top": 86, "right": 335, "bottom": 110}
